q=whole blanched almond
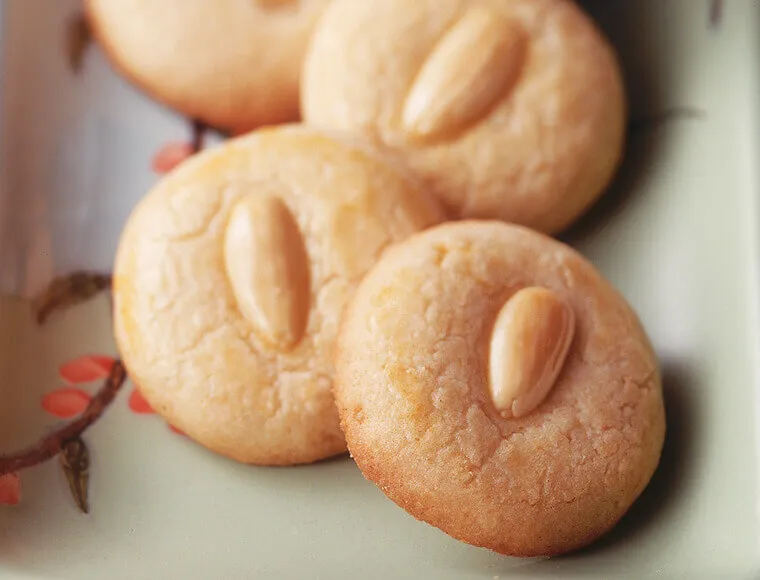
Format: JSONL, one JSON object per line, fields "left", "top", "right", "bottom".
{"left": 402, "top": 6, "right": 528, "bottom": 141}
{"left": 224, "top": 194, "right": 310, "bottom": 351}
{"left": 489, "top": 287, "right": 575, "bottom": 419}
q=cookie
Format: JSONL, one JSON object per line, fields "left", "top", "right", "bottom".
{"left": 86, "top": 0, "right": 333, "bottom": 132}
{"left": 334, "top": 221, "right": 665, "bottom": 556}
{"left": 301, "top": 0, "right": 626, "bottom": 234}
{"left": 112, "top": 125, "right": 443, "bottom": 466}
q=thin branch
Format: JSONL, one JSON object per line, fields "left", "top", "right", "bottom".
{"left": 34, "top": 271, "right": 112, "bottom": 325}
{"left": 0, "top": 361, "right": 127, "bottom": 476}
{"left": 709, "top": 0, "right": 723, "bottom": 29}
{"left": 629, "top": 106, "right": 707, "bottom": 137}
{"left": 191, "top": 119, "right": 208, "bottom": 153}
{"left": 66, "top": 12, "right": 93, "bottom": 74}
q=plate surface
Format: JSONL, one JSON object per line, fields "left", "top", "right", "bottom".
{"left": 0, "top": 1, "right": 759, "bottom": 578}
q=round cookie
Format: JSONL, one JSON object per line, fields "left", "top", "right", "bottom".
{"left": 334, "top": 221, "right": 664, "bottom": 556}
{"left": 86, "top": 0, "right": 333, "bottom": 132}
{"left": 301, "top": 0, "right": 626, "bottom": 234}
{"left": 112, "top": 125, "right": 443, "bottom": 466}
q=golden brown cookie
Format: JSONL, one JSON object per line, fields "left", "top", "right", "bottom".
{"left": 86, "top": 0, "right": 333, "bottom": 132}
{"left": 334, "top": 221, "right": 664, "bottom": 556}
{"left": 301, "top": 0, "right": 626, "bottom": 234}
{"left": 112, "top": 125, "right": 443, "bottom": 466}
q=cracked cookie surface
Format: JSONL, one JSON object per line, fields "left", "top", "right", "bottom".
{"left": 334, "top": 221, "right": 665, "bottom": 555}
{"left": 302, "top": 0, "right": 626, "bottom": 234}
{"left": 113, "top": 125, "right": 443, "bottom": 465}
{"left": 86, "top": 0, "right": 332, "bottom": 132}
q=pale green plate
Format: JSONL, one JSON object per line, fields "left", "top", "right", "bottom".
{"left": 0, "top": 1, "right": 758, "bottom": 578}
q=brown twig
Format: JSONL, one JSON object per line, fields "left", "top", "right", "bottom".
{"left": 0, "top": 360, "right": 126, "bottom": 476}
{"left": 628, "top": 106, "right": 707, "bottom": 137}
{"left": 33, "top": 271, "right": 112, "bottom": 325}
{"left": 66, "top": 12, "right": 93, "bottom": 74}
{"left": 709, "top": 0, "right": 723, "bottom": 29}
{"left": 191, "top": 119, "right": 208, "bottom": 153}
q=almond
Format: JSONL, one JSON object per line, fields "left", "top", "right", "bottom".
{"left": 224, "top": 194, "right": 310, "bottom": 351}
{"left": 489, "top": 287, "right": 575, "bottom": 419}
{"left": 402, "top": 6, "right": 527, "bottom": 141}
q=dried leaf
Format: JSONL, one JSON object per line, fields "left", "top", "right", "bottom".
{"left": 0, "top": 361, "right": 126, "bottom": 477}
{"left": 60, "top": 438, "right": 90, "bottom": 514}
{"left": 59, "top": 355, "right": 116, "bottom": 384}
{"left": 67, "top": 13, "right": 92, "bottom": 74}
{"left": 151, "top": 142, "right": 193, "bottom": 174}
{"left": 41, "top": 388, "right": 92, "bottom": 419}
{"left": 128, "top": 389, "right": 154, "bottom": 414}
{"left": 33, "top": 271, "right": 111, "bottom": 325}
{"left": 0, "top": 473, "right": 21, "bottom": 506}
